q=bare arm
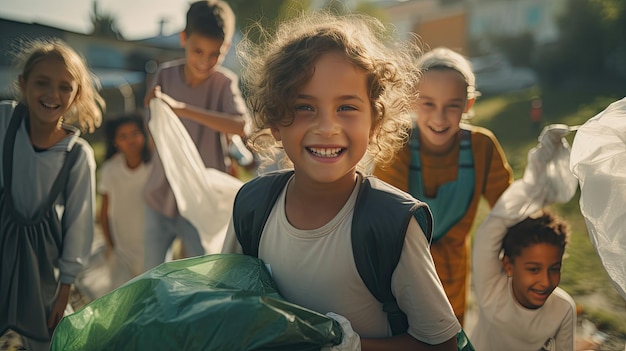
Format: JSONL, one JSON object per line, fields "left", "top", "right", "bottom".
{"left": 146, "top": 85, "right": 245, "bottom": 136}
{"left": 47, "top": 283, "right": 71, "bottom": 331}
{"left": 100, "top": 193, "right": 114, "bottom": 258}
{"left": 361, "top": 334, "right": 456, "bottom": 351}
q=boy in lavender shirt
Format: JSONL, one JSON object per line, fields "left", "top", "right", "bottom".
{"left": 143, "top": 0, "right": 248, "bottom": 270}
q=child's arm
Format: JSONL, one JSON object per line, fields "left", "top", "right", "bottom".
{"left": 554, "top": 293, "right": 576, "bottom": 351}
{"left": 47, "top": 283, "right": 71, "bottom": 331}
{"left": 99, "top": 193, "right": 114, "bottom": 258}
{"left": 471, "top": 210, "right": 514, "bottom": 306}
{"left": 150, "top": 85, "right": 245, "bottom": 136}
{"left": 479, "top": 130, "right": 514, "bottom": 206}
{"left": 389, "top": 219, "right": 461, "bottom": 350}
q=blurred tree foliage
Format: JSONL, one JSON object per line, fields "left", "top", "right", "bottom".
{"left": 91, "top": 1, "right": 124, "bottom": 39}
{"left": 534, "top": 0, "right": 626, "bottom": 85}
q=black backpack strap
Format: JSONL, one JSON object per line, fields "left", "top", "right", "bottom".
{"left": 232, "top": 170, "right": 434, "bottom": 336}
{"left": 233, "top": 170, "right": 294, "bottom": 256}
{"left": 2, "top": 103, "right": 28, "bottom": 189}
{"left": 352, "top": 175, "right": 433, "bottom": 335}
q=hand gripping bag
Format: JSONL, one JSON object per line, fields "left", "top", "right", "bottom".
{"left": 51, "top": 254, "right": 343, "bottom": 350}
{"left": 148, "top": 98, "right": 243, "bottom": 254}
{"left": 570, "top": 97, "right": 626, "bottom": 300}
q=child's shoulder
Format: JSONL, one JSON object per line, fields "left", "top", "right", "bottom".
{"left": 157, "top": 58, "right": 186, "bottom": 72}
{"left": 70, "top": 137, "right": 97, "bottom": 170}
{"left": 212, "top": 65, "right": 239, "bottom": 81}
{"left": 0, "top": 100, "right": 17, "bottom": 125}
{"left": 548, "top": 287, "right": 577, "bottom": 315}
{"left": 462, "top": 123, "right": 502, "bottom": 146}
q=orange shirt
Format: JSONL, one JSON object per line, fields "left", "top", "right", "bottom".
{"left": 374, "top": 124, "right": 513, "bottom": 324}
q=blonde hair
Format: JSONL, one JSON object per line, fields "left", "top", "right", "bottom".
{"left": 416, "top": 47, "right": 477, "bottom": 100}
{"left": 238, "top": 11, "right": 420, "bottom": 169}
{"left": 14, "top": 38, "right": 105, "bottom": 133}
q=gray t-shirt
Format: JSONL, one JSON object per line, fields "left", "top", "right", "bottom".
{"left": 0, "top": 101, "right": 96, "bottom": 284}
{"left": 144, "top": 59, "right": 248, "bottom": 217}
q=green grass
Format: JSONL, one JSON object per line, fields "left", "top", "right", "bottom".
{"left": 472, "top": 85, "right": 626, "bottom": 336}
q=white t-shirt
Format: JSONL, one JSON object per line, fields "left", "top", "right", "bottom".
{"left": 98, "top": 153, "right": 152, "bottom": 280}
{"left": 471, "top": 213, "right": 577, "bottom": 351}
{"left": 222, "top": 176, "right": 460, "bottom": 345}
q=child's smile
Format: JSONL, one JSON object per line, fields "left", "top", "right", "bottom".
{"left": 271, "top": 51, "right": 372, "bottom": 185}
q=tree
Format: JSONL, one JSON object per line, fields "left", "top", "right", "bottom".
{"left": 535, "top": 0, "right": 626, "bottom": 84}
{"left": 90, "top": 0, "right": 124, "bottom": 39}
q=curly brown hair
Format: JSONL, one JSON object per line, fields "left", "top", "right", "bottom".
{"left": 238, "top": 11, "right": 420, "bottom": 170}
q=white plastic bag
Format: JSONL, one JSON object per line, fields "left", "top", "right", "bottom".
{"left": 148, "top": 98, "right": 243, "bottom": 254}
{"left": 321, "top": 312, "right": 361, "bottom": 351}
{"left": 491, "top": 124, "right": 578, "bottom": 220}
{"left": 570, "top": 97, "right": 626, "bottom": 300}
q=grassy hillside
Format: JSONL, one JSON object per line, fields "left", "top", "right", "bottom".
{"left": 471, "top": 86, "right": 626, "bottom": 337}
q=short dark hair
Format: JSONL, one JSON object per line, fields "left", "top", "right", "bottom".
{"left": 502, "top": 211, "right": 569, "bottom": 261}
{"left": 184, "top": 0, "right": 235, "bottom": 44}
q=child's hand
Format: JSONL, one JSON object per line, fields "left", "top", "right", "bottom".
{"left": 322, "top": 312, "right": 361, "bottom": 351}
{"left": 144, "top": 85, "right": 160, "bottom": 107}
{"left": 157, "top": 90, "right": 186, "bottom": 111}
{"left": 47, "top": 283, "right": 71, "bottom": 332}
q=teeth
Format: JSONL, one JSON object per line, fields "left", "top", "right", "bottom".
{"left": 308, "top": 147, "right": 342, "bottom": 157}
{"left": 41, "top": 101, "right": 59, "bottom": 109}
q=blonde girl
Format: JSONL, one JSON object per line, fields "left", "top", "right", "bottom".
{"left": 0, "top": 38, "right": 104, "bottom": 351}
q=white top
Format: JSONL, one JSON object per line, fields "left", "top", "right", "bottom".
{"left": 98, "top": 153, "right": 152, "bottom": 276}
{"left": 471, "top": 212, "right": 576, "bottom": 351}
{"left": 470, "top": 124, "right": 578, "bottom": 351}
{"left": 223, "top": 176, "right": 460, "bottom": 345}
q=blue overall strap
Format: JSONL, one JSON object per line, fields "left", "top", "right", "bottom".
{"left": 408, "top": 128, "right": 475, "bottom": 242}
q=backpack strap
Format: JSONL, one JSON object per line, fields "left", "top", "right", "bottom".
{"left": 233, "top": 170, "right": 294, "bottom": 257}
{"left": 352, "top": 175, "right": 433, "bottom": 335}
{"left": 233, "top": 170, "right": 433, "bottom": 336}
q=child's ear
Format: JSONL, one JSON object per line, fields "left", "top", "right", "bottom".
{"left": 179, "top": 31, "right": 188, "bottom": 48}
{"left": 464, "top": 97, "right": 476, "bottom": 114}
{"left": 18, "top": 75, "right": 26, "bottom": 93}
{"left": 502, "top": 255, "right": 513, "bottom": 277}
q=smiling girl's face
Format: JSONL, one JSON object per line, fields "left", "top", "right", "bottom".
{"left": 414, "top": 68, "right": 471, "bottom": 154}
{"left": 270, "top": 51, "right": 372, "bottom": 187}
{"left": 19, "top": 56, "right": 79, "bottom": 129}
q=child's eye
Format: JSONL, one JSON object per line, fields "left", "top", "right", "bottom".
{"left": 338, "top": 105, "right": 357, "bottom": 112}
{"left": 35, "top": 80, "right": 48, "bottom": 87}
{"left": 527, "top": 267, "right": 540, "bottom": 273}
{"left": 60, "top": 85, "right": 74, "bottom": 93}
{"left": 549, "top": 266, "right": 562, "bottom": 273}
{"left": 295, "top": 105, "right": 314, "bottom": 112}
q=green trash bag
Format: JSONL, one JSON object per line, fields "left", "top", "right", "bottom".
{"left": 456, "top": 329, "right": 475, "bottom": 351}
{"left": 51, "top": 254, "right": 342, "bottom": 351}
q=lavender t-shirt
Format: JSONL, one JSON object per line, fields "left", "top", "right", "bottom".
{"left": 144, "top": 59, "right": 247, "bottom": 217}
